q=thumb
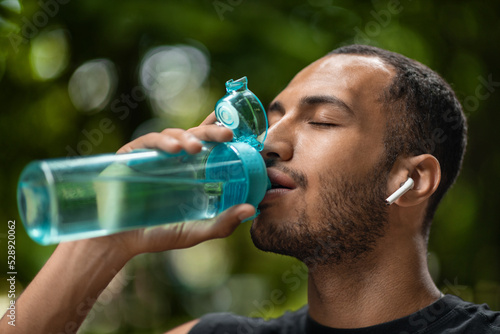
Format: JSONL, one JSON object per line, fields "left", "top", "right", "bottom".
{"left": 207, "top": 204, "right": 256, "bottom": 239}
{"left": 200, "top": 111, "right": 217, "bottom": 125}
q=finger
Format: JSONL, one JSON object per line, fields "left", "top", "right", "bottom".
{"left": 200, "top": 111, "right": 217, "bottom": 125}
{"left": 142, "top": 204, "right": 254, "bottom": 250}
{"left": 207, "top": 204, "right": 256, "bottom": 239}
{"left": 176, "top": 131, "right": 203, "bottom": 154}
{"left": 117, "top": 132, "right": 182, "bottom": 154}
{"left": 118, "top": 123, "right": 233, "bottom": 155}
{"left": 187, "top": 124, "right": 233, "bottom": 143}
{"left": 159, "top": 128, "right": 232, "bottom": 153}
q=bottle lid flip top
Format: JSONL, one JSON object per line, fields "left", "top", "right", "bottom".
{"left": 215, "top": 77, "right": 268, "bottom": 151}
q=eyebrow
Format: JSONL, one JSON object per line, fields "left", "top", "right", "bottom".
{"left": 299, "top": 95, "right": 354, "bottom": 116}
{"left": 268, "top": 100, "right": 285, "bottom": 114}
{"left": 267, "top": 95, "right": 355, "bottom": 116}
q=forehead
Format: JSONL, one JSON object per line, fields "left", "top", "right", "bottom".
{"left": 279, "top": 54, "right": 395, "bottom": 116}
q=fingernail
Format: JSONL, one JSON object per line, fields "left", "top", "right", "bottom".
{"left": 238, "top": 213, "right": 250, "bottom": 222}
{"left": 239, "top": 210, "right": 259, "bottom": 223}
{"left": 165, "top": 137, "right": 181, "bottom": 148}
{"left": 188, "top": 135, "right": 202, "bottom": 145}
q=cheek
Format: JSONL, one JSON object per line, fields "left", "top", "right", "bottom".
{"left": 295, "top": 129, "right": 368, "bottom": 172}
{"left": 293, "top": 137, "right": 336, "bottom": 209}
{"left": 294, "top": 128, "right": 384, "bottom": 191}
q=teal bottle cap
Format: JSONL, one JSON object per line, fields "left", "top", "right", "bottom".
{"left": 228, "top": 142, "right": 268, "bottom": 208}
{"left": 215, "top": 77, "right": 268, "bottom": 151}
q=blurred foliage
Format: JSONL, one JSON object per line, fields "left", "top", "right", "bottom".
{"left": 1, "top": 0, "right": 500, "bottom": 333}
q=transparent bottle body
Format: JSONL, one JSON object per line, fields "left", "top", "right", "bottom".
{"left": 17, "top": 142, "right": 264, "bottom": 245}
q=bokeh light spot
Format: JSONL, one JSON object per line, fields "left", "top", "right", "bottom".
{"left": 168, "top": 239, "right": 231, "bottom": 291}
{"left": 0, "top": 0, "right": 21, "bottom": 13}
{"left": 68, "top": 59, "right": 118, "bottom": 113}
{"left": 30, "top": 29, "right": 69, "bottom": 81}
{"left": 139, "top": 44, "right": 210, "bottom": 125}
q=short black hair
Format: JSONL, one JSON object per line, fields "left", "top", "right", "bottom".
{"left": 328, "top": 45, "right": 467, "bottom": 238}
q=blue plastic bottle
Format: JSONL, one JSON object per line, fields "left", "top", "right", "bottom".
{"left": 17, "top": 77, "right": 269, "bottom": 245}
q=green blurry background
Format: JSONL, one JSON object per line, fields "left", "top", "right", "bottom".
{"left": 1, "top": 0, "right": 500, "bottom": 333}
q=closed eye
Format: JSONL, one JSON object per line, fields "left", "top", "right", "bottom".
{"left": 309, "top": 122, "right": 338, "bottom": 128}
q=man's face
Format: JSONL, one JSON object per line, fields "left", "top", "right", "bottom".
{"left": 251, "top": 54, "right": 395, "bottom": 265}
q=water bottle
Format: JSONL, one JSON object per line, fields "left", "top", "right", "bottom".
{"left": 17, "top": 77, "right": 270, "bottom": 245}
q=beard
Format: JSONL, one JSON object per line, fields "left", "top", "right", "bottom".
{"left": 251, "top": 159, "right": 389, "bottom": 267}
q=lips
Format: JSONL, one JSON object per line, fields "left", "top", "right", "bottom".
{"left": 267, "top": 168, "right": 297, "bottom": 190}
{"left": 261, "top": 168, "right": 297, "bottom": 204}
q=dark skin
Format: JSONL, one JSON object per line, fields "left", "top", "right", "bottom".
{"left": 0, "top": 54, "right": 442, "bottom": 333}
{"left": 253, "top": 54, "right": 442, "bottom": 328}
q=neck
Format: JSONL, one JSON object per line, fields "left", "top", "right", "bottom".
{"left": 306, "top": 234, "right": 441, "bottom": 329}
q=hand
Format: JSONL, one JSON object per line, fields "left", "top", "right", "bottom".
{"left": 105, "top": 114, "right": 256, "bottom": 258}
{"left": 1, "top": 113, "right": 252, "bottom": 334}
{"left": 117, "top": 112, "right": 225, "bottom": 155}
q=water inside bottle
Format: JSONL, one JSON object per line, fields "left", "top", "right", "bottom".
{"left": 19, "top": 163, "right": 247, "bottom": 245}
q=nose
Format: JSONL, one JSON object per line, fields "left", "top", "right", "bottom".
{"left": 261, "top": 118, "right": 293, "bottom": 162}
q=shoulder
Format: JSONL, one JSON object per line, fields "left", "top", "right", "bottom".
{"left": 188, "top": 306, "right": 309, "bottom": 334}
{"left": 433, "top": 295, "right": 500, "bottom": 333}
{"left": 454, "top": 296, "right": 500, "bottom": 326}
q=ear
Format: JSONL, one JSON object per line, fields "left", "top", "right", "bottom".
{"left": 387, "top": 154, "right": 441, "bottom": 207}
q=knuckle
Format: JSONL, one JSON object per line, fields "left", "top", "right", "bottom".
{"left": 160, "top": 128, "right": 183, "bottom": 136}
{"left": 186, "top": 126, "right": 200, "bottom": 134}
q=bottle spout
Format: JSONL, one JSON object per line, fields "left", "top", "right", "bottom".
{"left": 225, "top": 77, "right": 248, "bottom": 92}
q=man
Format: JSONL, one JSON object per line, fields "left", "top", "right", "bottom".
{"left": 2, "top": 45, "right": 499, "bottom": 333}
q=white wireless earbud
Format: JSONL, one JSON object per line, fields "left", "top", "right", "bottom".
{"left": 386, "top": 178, "right": 414, "bottom": 205}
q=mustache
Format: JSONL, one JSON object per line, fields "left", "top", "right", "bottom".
{"left": 265, "top": 159, "right": 308, "bottom": 189}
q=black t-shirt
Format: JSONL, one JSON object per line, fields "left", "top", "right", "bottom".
{"left": 189, "top": 295, "right": 500, "bottom": 333}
